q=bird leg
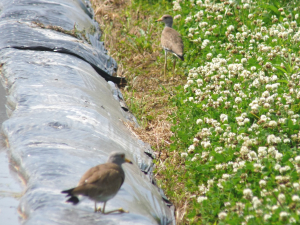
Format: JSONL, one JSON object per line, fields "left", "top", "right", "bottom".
{"left": 103, "top": 208, "right": 129, "bottom": 214}
{"left": 100, "top": 202, "right": 128, "bottom": 214}
{"left": 95, "top": 202, "right": 103, "bottom": 212}
{"left": 164, "top": 50, "right": 167, "bottom": 81}
{"left": 173, "top": 57, "right": 176, "bottom": 80}
{"left": 95, "top": 202, "right": 99, "bottom": 212}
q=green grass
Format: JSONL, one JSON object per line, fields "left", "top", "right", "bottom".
{"left": 165, "top": 0, "right": 300, "bottom": 224}
{"left": 91, "top": 0, "right": 300, "bottom": 223}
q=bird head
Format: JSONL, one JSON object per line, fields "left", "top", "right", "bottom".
{"left": 107, "top": 151, "right": 132, "bottom": 165}
{"left": 156, "top": 15, "right": 173, "bottom": 28}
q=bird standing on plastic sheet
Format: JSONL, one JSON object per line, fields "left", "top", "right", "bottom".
{"left": 62, "top": 151, "right": 132, "bottom": 214}
{"left": 156, "top": 15, "right": 184, "bottom": 81}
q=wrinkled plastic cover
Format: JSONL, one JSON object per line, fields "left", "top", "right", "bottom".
{"left": 0, "top": 0, "right": 175, "bottom": 224}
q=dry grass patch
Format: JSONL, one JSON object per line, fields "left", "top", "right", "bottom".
{"left": 90, "top": 0, "right": 190, "bottom": 223}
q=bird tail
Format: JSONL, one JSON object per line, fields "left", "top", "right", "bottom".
{"left": 62, "top": 188, "right": 79, "bottom": 205}
{"left": 173, "top": 52, "right": 184, "bottom": 61}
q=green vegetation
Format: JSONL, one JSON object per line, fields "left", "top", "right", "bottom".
{"left": 91, "top": 0, "right": 300, "bottom": 224}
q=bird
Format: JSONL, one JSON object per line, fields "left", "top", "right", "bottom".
{"left": 61, "top": 151, "right": 132, "bottom": 214}
{"left": 156, "top": 15, "right": 184, "bottom": 80}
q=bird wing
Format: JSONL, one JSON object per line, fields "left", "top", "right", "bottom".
{"left": 72, "top": 163, "right": 124, "bottom": 197}
{"left": 161, "top": 27, "right": 184, "bottom": 57}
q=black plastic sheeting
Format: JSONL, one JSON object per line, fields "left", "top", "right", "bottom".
{"left": 0, "top": 0, "right": 175, "bottom": 224}
{"left": 0, "top": 0, "right": 126, "bottom": 86}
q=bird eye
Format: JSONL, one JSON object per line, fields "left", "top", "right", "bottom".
{"left": 121, "top": 155, "right": 124, "bottom": 158}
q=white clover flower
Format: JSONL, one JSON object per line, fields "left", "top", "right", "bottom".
{"left": 267, "top": 134, "right": 275, "bottom": 144}
{"left": 260, "top": 115, "right": 267, "bottom": 122}
{"left": 196, "top": 119, "right": 203, "bottom": 124}
{"left": 279, "top": 212, "right": 289, "bottom": 221}
{"left": 201, "top": 140, "right": 211, "bottom": 148}
{"left": 233, "top": 83, "right": 241, "bottom": 90}
{"left": 293, "top": 183, "right": 300, "bottom": 190}
{"left": 269, "top": 120, "right": 277, "bottom": 127}
{"left": 291, "top": 134, "right": 298, "bottom": 141}
{"left": 224, "top": 202, "right": 231, "bottom": 207}
{"left": 272, "top": 205, "right": 278, "bottom": 212}
{"left": 197, "top": 196, "right": 208, "bottom": 203}
{"left": 199, "top": 22, "right": 208, "bottom": 28}
{"left": 241, "top": 58, "right": 247, "bottom": 64}
{"left": 220, "top": 114, "right": 228, "bottom": 123}
{"left": 274, "top": 164, "right": 281, "bottom": 171}
{"left": 289, "top": 217, "right": 296, "bottom": 223}
{"left": 196, "top": 78, "right": 203, "bottom": 86}
{"left": 198, "top": 184, "right": 208, "bottom": 194}
{"left": 174, "top": 14, "right": 181, "bottom": 20}
{"left": 181, "top": 152, "right": 188, "bottom": 158}
{"left": 261, "top": 189, "right": 268, "bottom": 197}
{"left": 245, "top": 215, "right": 254, "bottom": 222}
{"left": 227, "top": 25, "right": 234, "bottom": 32}
{"left": 259, "top": 180, "right": 267, "bottom": 188}
{"left": 193, "top": 138, "right": 199, "bottom": 144}
{"left": 262, "top": 90, "right": 270, "bottom": 97}
{"left": 196, "top": 0, "right": 202, "bottom": 6}
{"left": 252, "top": 196, "right": 261, "bottom": 209}
{"left": 278, "top": 193, "right": 286, "bottom": 203}
{"left": 235, "top": 97, "right": 242, "bottom": 104}
{"left": 222, "top": 174, "right": 231, "bottom": 179}
{"left": 275, "top": 152, "right": 283, "bottom": 161}
{"left": 187, "top": 79, "right": 193, "bottom": 85}
{"left": 216, "top": 164, "right": 223, "bottom": 170}
{"left": 206, "top": 53, "right": 212, "bottom": 60}
{"left": 267, "top": 134, "right": 280, "bottom": 144}
{"left": 295, "top": 156, "right": 300, "bottom": 162}
{"left": 292, "top": 195, "right": 300, "bottom": 202}
{"left": 243, "top": 4, "right": 250, "bottom": 9}
{"left": 191, "top": 156, "right": 198, "bottom": 161}
{"left": 188, "top": 145, "right": 195, "bottom": 153}
{"left": 173, "top": 1, "right": 182, "bottom": 11}
{"left": 268, "top": 146, "right": 276, "bottom": 155}
{"left": 264, "top": 214, "right": 272, "bottom": 221}
{"left": 243, "top": 188, "right": 253, "bottom": 200}
{"left": 205, "top": 31, "right": 212, "bottom": 36}
{"left": 216, "top": 15, "right": 223, "bottom": 20}
{"left": 249, "top": 151, "right": 257, "bottom": 159}
{"left": 215, "top": 147, "right": 223, "bottom": 153}
{"left": 248, "top": 14, "right": 254, "bottom": 20}
{"left": 207, "top": 179, "right": 214, "bottom": 187}
{"left": 266, "top": 96, "right": 274, "bottom": 103}
{"left": 254, "top": 163, "right": 263, "bottom": 170}
{"left": 218, "top": 211, "right": 227, "bottom": 220}
{"left": 185, "top": 16, "right": 192, "bottom": 23}
{"left": 279, "top": 165, "right": 290, "bottom": 173}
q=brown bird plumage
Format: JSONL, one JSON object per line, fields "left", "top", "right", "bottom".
{"left": 161, "top": 27, "right": 184, "bottom": 60}
{"left": 156, "top": 15, "right": 184, "bottom": 80}
{"left": 62, "top": 152, "right": 132, "bottom": 214}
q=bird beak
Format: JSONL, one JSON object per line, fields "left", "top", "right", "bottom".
{"left": 156, "top": 18, "right": 163, "bottom": 22}
{"left": 125, "top": 158, "right": 133, "bottom": 164}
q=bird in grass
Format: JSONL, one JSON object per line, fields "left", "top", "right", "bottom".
{"left": 62, "top": 151, "right": 132, "bottom": 214}
{"left": 156, "top": 15, "right": 184, "bottom": 80}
